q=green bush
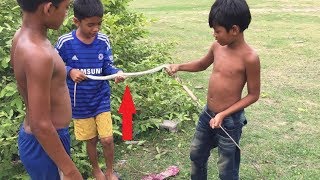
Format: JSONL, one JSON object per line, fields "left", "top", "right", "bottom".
{"left": 0, "top": 1, "right": 26, "bottom": 178}
{"left": 0, "top": 0, "right": 198, "bottom": 178}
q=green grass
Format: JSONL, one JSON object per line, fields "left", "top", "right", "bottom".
{"left": 109, "top": 0, "right": 320, "bottom": 179}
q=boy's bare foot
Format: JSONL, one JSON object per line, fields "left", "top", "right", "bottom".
{"left": 93, "top": 169, "right": 106, "bottom": 180}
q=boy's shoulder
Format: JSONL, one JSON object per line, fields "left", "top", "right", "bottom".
{"left": 97, "top": 32, "right": 108, "bottom": 37}
{"left": 212, "top": 41, "right": 259, "bottom": 64}
{"left": 243, "top": 44, "right": 259, "bottom": 63}
{"left": 96, "top": 32, "right": 111, "bottom": 45}
{"left": 56, "top": 31, "right": 74, "bottom": 49}
{"left": 58, "top": 31, "right": 74, "bottom": 40}
{"left": 211, "top": 41, "right": 220, "bottom": 49}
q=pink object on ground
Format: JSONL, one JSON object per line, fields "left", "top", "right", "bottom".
{"left": 141, "top": 166, "right": 179, "bottom": 180}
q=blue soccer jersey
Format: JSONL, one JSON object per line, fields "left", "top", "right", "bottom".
{"left": 55, "top": 30, "right": 120, "bottom": 119}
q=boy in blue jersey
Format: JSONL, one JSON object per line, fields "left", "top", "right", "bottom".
{"left": 55, "top": 0, "right": 124, "bottom": 179}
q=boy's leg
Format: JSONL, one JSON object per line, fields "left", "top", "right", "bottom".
{"left": 73, "top": 118, "right": 105, "bottom": 180}
{"left": 190, "top": 107, "right": 218, "bottom": 180}
{"left": 216, "top": 110, "right": 246, "bottom": 180}
{"left": 96, "top": 112, "right": 118, "bottom": 180}
{"left": 100, "top": 136, "right": 116, "bottom": 180}
{"left": 87, "top": 137, "right": 106, "bottom": 179}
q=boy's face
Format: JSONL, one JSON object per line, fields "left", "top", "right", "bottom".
{"left": 74, "top": 16, "right": 103, "bottom": 39}
{"left": 212, "top": 25, "right": 237, "bottom": 46}
{"left": 49, "top": 0, "right": 70, "bottom": 30}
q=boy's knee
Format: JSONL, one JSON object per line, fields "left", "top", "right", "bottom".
{"left": 100, "top": 136, "right": 113, "bottom": 147}
{"left": 190, "top": 147, "right": 197, "bottom": 161}
{"left": 86, "top": 136, "right": 99, "bottom": 145}
{"left": 190, "top": 146, "right": 202, "bottom": 162}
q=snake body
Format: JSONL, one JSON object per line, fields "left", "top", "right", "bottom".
{"left": 73, "top": 64, "right": 169, "bottom": 107}
{"left": 86, "top": 64, "right": 169, "bottom": 80}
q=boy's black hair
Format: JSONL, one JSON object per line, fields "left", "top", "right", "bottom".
{"left": 209, "top": 0, "right": 251, "bottom": 32}
{"left": 17, "top": 0, "right": 64, "bottom": 12}
{"left": 73, "top": 0, "right": 104, "bottom": 20}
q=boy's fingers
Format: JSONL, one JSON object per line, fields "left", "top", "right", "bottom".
{"left": 164, "top": 66, "right": 172, "bottom": 73}
{"left": 115, "top": 76, "right": 125, "bottom": 83}
{"left": 165, "top": 68, "right": 176, "bottom": 76}
{"left": 117, "top": 76, "right": 125, "bottom": 81}
{"left": 210, "top": 118, "right": 215, "bottom": 128}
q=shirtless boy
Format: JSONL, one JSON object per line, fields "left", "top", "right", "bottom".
{"left": 166, "top": 0, "right": 260, "bottom": 179}
{"left": 10, "top": 0, "right": 82, "bottom": 179}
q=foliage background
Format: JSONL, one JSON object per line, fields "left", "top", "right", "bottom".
{"left": 0, "top": 0, "right": 198, "bottom": 178}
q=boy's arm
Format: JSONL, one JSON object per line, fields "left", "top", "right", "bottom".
{"left": 25, "top": 49, "right": 80, "bottom": 177}
{"left": 210, "top": 52, "right": 260, "bottom": 128}
{"left": 167, "top": 43, "right": 215, "bottom": 75}
{"left": 102, "top": 45, "right": 121, "bottom": 75}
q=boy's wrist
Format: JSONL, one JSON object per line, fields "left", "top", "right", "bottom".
{"left": 218, "top": 110, "right": 227, "bottom": 119}
{"left": 60, "top": 162, "right": 79, "bottom": 176}
{"left": 177, "top": 64, "right": 181, "bottom": 71}
{"left": 66, "top": 66, "right": 73, "bottom": 77}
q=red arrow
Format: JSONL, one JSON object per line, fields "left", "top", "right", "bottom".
{"left": 118, "top": 85, "right": 136, "bottom": 141}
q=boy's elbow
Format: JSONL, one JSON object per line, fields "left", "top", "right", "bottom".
{"left": 198, "top": 62, "right": 209, "bottom": 71}
{"left": 252, "top": 93, "right": 260, "bottom": 103}
{"left": 30, "top": 120, "right": 53, "bottom": 135}
{"left": 248, "top": 92, "right": 259, "bottom": 104}
{"left": 199, "top": 66, "right": 207, "bottom": 71}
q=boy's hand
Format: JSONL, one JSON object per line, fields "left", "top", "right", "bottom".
{"left": 115, "top": 71, "right": 125, "bottom": 83}
{"left": 70, "top": 69, "right": 87, "bottom": 83}
{"left": 165, "top": 64, "right": 180, "bottom": 76}
{"left": 209, "top": 113, "right": 225, "bottom": 129}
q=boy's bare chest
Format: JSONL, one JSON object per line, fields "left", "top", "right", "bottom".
{"left": 51, "top": 49, "right": 67, "bottom": 81}
{"left": 213, "top": 50, "right": 245, "bottom": 76}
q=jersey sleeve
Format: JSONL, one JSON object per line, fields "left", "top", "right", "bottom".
{"left": 102, "top": 40, "right": 121, "bottom": 75}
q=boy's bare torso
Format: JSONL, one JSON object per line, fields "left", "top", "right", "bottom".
{"left": 10, "top": 29, "right": 72, "bottom": 132}
{"left": 207, "top": 42, "right": 253, "bottom": 113}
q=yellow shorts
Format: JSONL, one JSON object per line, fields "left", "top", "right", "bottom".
{"left": 73, "top": 112, "right": 113, "bottom": 141}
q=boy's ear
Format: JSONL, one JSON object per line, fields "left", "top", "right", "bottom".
{"left": 231, "top": 25, "right": 240, "bottom": 35}
{"left": 42, "top": 2, "right": 55, "bottom": 16}
{"left": 73, "top": 17, "right": 80, "bottom": 27}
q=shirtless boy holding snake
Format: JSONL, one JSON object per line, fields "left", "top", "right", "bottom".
{"left": 166, "top": 0, "right": 260, "bottom": 179}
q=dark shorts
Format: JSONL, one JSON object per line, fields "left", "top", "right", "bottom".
{"left": 18, "top": 125, "right": 70, "bottom": 180}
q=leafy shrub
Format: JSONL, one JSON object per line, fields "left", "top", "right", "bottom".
{"left": 0, "top": 1, "right": 26, "bottom": 178}
{"left": 0, "top": 0, "right": 198, "bottom": 178}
